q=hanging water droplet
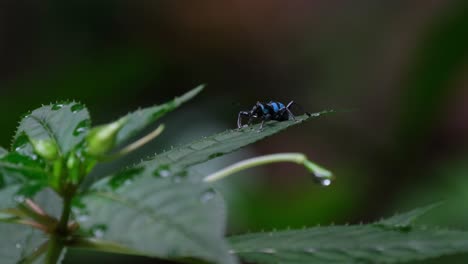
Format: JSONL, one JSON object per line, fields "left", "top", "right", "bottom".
{"left": 304, "top": 160, "right": 333, "bottom": 186}
{"left": 320, "top": 178, "right": 331, "bottom": 186}
{"left": 71, "top": 103, "right": 85, "bottom": 113}
{"left": 15, "top": 243, "right": 22, "bottom": 249}
{"left": 200, "top": 189, "right": 216, "bottom": 203}
{"left": 51, "top": 104, "right": 64, "bottom": 110}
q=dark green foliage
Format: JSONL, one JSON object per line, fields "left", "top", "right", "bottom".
{"left": 0, "top": 86, "right": 467, "bottom": 264}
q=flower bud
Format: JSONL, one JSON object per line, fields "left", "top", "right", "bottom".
{"left": 86, "top": 118, "right": 126, "bottom": 157}
{"left": 31, "top": 139, "right": 59, "bottom": 161}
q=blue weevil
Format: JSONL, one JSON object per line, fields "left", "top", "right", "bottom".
{"left": 237, "top": 101, "right": 309, "bottom": 129}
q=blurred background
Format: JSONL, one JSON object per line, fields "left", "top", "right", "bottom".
{"left": 0, "top": 0, "right": 467, "bottom": 263}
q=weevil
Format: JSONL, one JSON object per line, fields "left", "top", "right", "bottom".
{"left": 237, "top": 101, "right": 309, "bottom": 129}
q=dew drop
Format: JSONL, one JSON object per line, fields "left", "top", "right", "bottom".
{"left": 77, "top": 214, "right": 89, "bottom": 223}
{"left": 51, "top": 104, "right": 64, "bottom": 110}
{"left": 320, "top": 179, "right": 332, "bottom": 186}
{"left": 71, "top": 103, "right": 85, "bottom": 113}
{"left": 93, "top": 229, "right": 104, "bottom": 238}
{"left": 109, "top": 167, "right": 144, "bottom": 190}
{"left": 91, "top": 225, "right": 107, "bottom": 238}
{"left": 15, "top": 243, "right": 22, "bottom": 249}
{"left": 13, "top": 133, "right": 29, "bottom": 152}
{"left": 124, "top": 179, "right": 133, "bottom": 186}
{"left": 73, "top": 119, "right": 91, "bottom": 136}
{"left": 153, "top": 164, "right": 171, "bottom": 178}
{"left": 13, "top": 195, "right": 25, "bottom": 203}
{"left": 159, "top": 170, "right": 170, "bottom": 178}
{"left": 200, "top": 189, "right": 216, "bottom": 203}
{"left": 15, "top": 146, "right": 24, "bottom": 152}
{"left": 73, "top": 206, "right": 91, "bottom": 223}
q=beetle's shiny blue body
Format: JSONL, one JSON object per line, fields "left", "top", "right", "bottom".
{"left": 237, "top": 100, "right": 297, "bottom": 129}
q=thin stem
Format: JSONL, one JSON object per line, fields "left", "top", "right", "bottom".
{"left": 16, "top": 219, "right": 50, "bottom": 232}
{"left": 118, "top": 124, "right": 165, "bottom": 156}
{"left": 45, "top": 235, "right": 63, "bottom": 264}
{"left": 66, "top": 236, "right": 144, "bottom": 256}
{"left": 101, "top": 124, "right": 165, "bottom": 161}
{"left": 25, "top": 198, "right": 46, "bottom": 216}
{"left": 46, "top": 194, "right": 73, "bottom": 264}
{"left": 17, "top": 203, "right": 58, "bottom": 227}
{"left": 203, "top": 152, "right": 333, "bottom": 184}
{"left": 57, "top": 194, "right": 72, "bottom": 234}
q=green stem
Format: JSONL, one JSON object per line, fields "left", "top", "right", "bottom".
{"left": 99, "top": 124, "right": 165, "bottom": 162}
{"left": 46, "top": 194, "right": 73, "bottom": 264}
{"left": 203, "top": 152, "right": 333, "bottom": 184}
{"left": 45, "top": 236, "right": 63, "bottom": 264}
{"left": 57, "top": 194, "right": 72, "bottom": 233}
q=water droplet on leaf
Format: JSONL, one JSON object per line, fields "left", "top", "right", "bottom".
{"left": 153, "top": 164, "right": 171, "bottom": 178}
{"left": 109, "top": 167, "right": 144, "bottom": 190}
{"left": 13, "top": 195, "right": 25, "bottom": 203}
{"left": 159, "top": 170, "right": 170, "bottom": 178}
{"left": 91, "top": 224, "right": 107, "bottom": 238}
{"left": 73, "top": 119, "right": 91, "bottom": 136}
{"left": 71, "top": 103, "right": 85, "bottom": 113}
{"left": 77, "top": 214, "right": 89, "bottom": 223}
{"left": 51, "top": 104, "right": 64, "bottom": 110}
{"left": 200, "top": 189, "right": 216, "bottom": 203}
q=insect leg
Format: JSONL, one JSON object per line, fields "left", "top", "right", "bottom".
{"left": 286, "top": 108, "right": 296, "bottom": 121}
{"left": 287, "top": 101, "right": 311, "bottom": 117}
{"left": 259, "top": 120, "right": 265, "bottom": 130}
{"left": 237, "top": 111, "right": 250, "bottom": 128}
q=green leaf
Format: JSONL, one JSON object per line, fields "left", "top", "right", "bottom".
{"left": 112, "top": 84, "right": 204, "bottom": 148}
{"left": 76, "top": 169, "right": 236, "bottom": 264}
{"left": 376, "top": 202, "right": 443, "bottom": 230}
{"left": 0, "top": 147, "right": 7, "bottom": 157}
{"left": 0, "top": 223, "right": 45, "bottom": 264}
{"left": 229, "top": 225, "right": 468, "bottom": 264}
{"left": 0, "top": 186, "right": 62, "bottom": 264}
{"left": 0, "top": 152, "right": 49, "bottom": 194}
{"left": 144, "top": 111, "right": 333, "bottom": 178}
{"left": 13, "top": 102, "right": 91, "bottom": 158}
